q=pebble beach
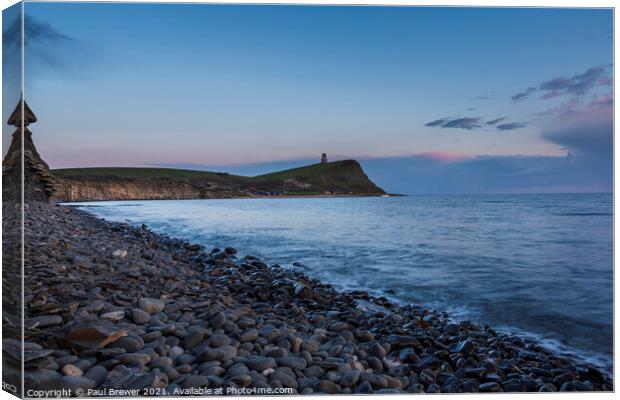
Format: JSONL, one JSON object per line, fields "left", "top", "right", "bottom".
{"left": 5, "top": 202, "right": 613, "bottom": 395}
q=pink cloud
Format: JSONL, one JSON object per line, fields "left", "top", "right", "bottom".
{"left": 414, "top": 151, "right": 473, "bottom": 163}
{"left": 540, "top": 91, "right": 613, "bottom": 121}
{"left": 588, "top": 93, "right": 613, "bottom": 110}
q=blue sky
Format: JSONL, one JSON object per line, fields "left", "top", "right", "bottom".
{"left": 2, "top": 3, "right": 613, "bottom": 194}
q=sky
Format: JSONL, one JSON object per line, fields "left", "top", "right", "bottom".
{"left": 2, "top": 3, "right": 614, "bottom": 194}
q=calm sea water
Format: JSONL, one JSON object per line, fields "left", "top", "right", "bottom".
{"left": 71, "top": 193, "right": 613, "bottom": 370}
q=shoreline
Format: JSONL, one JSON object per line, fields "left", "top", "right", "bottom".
{"left": 56, "top": 193, "right": 405, "bottom": 204}
{"left": 12, "top": 201, "right": 613, "bottom": 394}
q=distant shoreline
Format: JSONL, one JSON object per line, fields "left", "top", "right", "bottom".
{"left": 58, "top": 193, "right": 405, "bottom": 204}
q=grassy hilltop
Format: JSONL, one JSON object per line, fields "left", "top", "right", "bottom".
{"left": 51, "top": 160, "right": 386, "bottom": 201}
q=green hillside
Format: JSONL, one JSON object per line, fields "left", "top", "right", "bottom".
{"left": 51, "top": 160, "right": 386, "bottom": 201}
{"left": 251, "top": 160, "right": 384, "bottom": 194}
{"left": 53, "top": 167, "right": 246, "bottom": 181}
{"left": 253, "top": 160, "right": 361, "bottom": 180}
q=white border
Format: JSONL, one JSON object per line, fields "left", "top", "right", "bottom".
{"left": 10, "top": 0, "right": 618, "bottom": 7}
{"left": 0, "top": 1, "right": 615, "bottom": 400}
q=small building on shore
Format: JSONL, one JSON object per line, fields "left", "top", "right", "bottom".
{"left": 321, "top": 153, "right": 328, "bottom": 163}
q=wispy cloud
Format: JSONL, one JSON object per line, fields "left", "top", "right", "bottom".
{"left": 424, "top": 118, "right": 451, "bottom": 127}
{"left": 537, "top": 91, "right": 613, "bottom": 120}
{"left": 511, "top": 87, "right": 536, "bottom": 103}
{"left": 486, "top": 117, "right": 508, "bottom": 125}
{"left": 442, "top": 117, "right": 482, "bottom": 130}
{"left": 426, "top": 116, "right": 525, "bottom": 131}
{"left": 3, "top": 15, "right": 77, "bottom": 72}
{"left": 496, "top": 122, "right": 527, "bottom": 130}
{"left": 3, "top": 15, "right": 74, "bottom": 49}
{"left": 425, "top": 117, "right": 482, "bottom": 130}
{"left": 587, "top": 93, "right": 613, "bottom": 109}
{"left": 511, "top": 65, "right": 612, "bottom": 103}
{"left": 469, "top": 95, "right": 492, "bottom": 101}
{"left": 539, "top": 66, "right": 608, "bottom": 97}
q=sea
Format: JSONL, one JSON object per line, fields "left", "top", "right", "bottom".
{"left": 70, "top": 193, "right": 613, "bottom": 371}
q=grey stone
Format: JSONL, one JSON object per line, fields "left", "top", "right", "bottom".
{"left": 139, "top": 298, "right": 165, "bottom": 314}
{"left": 318, "top": 380, "right": 341, "bottom": 394}
{"left": 368, "top": 342, "right": 387, "bottom": 358}
{"left": 59, "top": 376, "right": 97, "bottom": 391}
{"left": 114, "top": 352, "right": 151, "bottom": 365}
{"left": 245, "top": 356, "right": 276, "bottom": 372}
{"left": 360, "top": 372, "right": 387, "bottom": 389}
{"left": 304, "top": 365, "right": 325, "bottom": 378}
{"left": 354, "top": 381, "right": 373, "bottom": 394}
{"left": 25, "top": 315, "right": 63, "bottom": 329}
{"left": 101, "top": 311, "right": 125, "bottom": 322}
{"left": 182, "top": 375, "right": 210, "bottom": 389}
{"left": 479, "top": 382, "right": 502, "bottom": 392}
{"left": 444, "top": 323, "right": 459, "bottom": 335}
{"left": 210, "top": 312, "right": 226, "bottom": 329}
{"left": 276, "top": 356, "right": 307, "bottom": 370}
{"left": 210, "top": 334, "right": 231, "bottom": 348}
{"left": 84, "top": 366, "right": 108, "bottom": 387}
{"left": 131, "top": 309, "right": 151, "bottom": 324}
{"left": 340, "top": 370, "right": 360, "bottom": 387}
{"left": 149, "top": 357, "right": 173, "bottom": 369}
{"left": 112, "top": 336, "right": 144, "bottom": 353}
{"left": 183, "top": 331, "right": 203, "bottom": 349}
{"left": 61, "top": 364, "right": 83, "bottom": 377}
{"left": 240, "top": 329, "right": 258, "bottom": 343}
{"left": 269, "top": 371, "right": 298, "bottom": 389}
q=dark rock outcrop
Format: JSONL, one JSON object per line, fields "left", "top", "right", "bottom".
{"left": 2, "top": 99, "right": 56, "bottom": 202}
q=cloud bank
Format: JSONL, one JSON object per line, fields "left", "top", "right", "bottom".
{"left": 361, "top": 151, "right": 611, "bottom": 195}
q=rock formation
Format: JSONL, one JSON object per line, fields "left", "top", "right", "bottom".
{"left": 2, "top": 98, "right": 56, "bottom": 202}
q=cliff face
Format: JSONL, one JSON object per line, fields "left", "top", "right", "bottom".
{"left": 52, "top": 178, "right": 203, "bottom": 202}
{"left": 51, "top": 160, "right": 386, "bottom": 202}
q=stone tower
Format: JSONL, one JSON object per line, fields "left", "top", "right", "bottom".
{"left": 2, "top": 98, "right": 56, "bottom": 202}
{"left": 321, "top": 153, "right": 328, "bottom": 164}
